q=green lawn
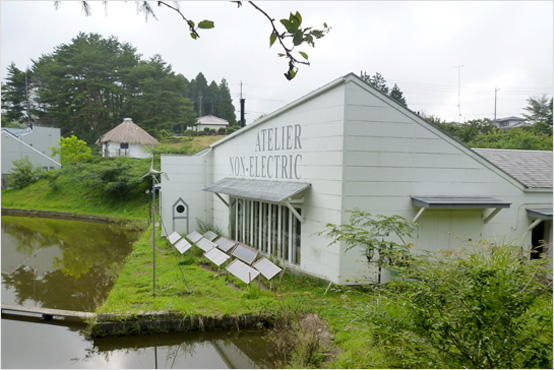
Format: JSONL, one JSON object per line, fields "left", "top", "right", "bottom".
{"left": 98, "top": 224, "right": 386, "bottom": 368}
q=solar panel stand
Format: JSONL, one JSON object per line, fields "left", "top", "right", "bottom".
{"left": 278, "top": 267, "right": 286, "bottom": 292}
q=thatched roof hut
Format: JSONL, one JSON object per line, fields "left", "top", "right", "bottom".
{"left": 96, "top": 118, "right": 158, "bottom": 146}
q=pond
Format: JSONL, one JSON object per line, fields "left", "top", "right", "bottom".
{"left": 1, "top": 215, "right": 272, "bottom": 368}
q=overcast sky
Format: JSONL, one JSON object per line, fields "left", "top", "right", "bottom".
{"left": 1, "top": 1, "right": 552, "bottom": 125}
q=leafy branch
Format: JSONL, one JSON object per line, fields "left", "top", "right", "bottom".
{"left": 156, "top": 1, "right": 214, "bottom": 40}
{"left": 243, "top": 1, "right": 331, "bottom": 80}
{"left": 59, "top": 1, "right": 329, "bottom": 80}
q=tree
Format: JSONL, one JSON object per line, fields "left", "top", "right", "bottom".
{"left": 50, "top": 135, "right": 92, "bottom": 166}
{"left": 61, "top": 1, "right": 330, "bottom": 80}
{"left": 31, "top": 33, "right": 141, "bottom": 143}
{"left": 127, "top": 55, "right": 195, "bottom": 136}
{"left": 321, "top": 211, "right": 416, "bottom": 283}
{"left": 1, "top": 63, "right": 29, "bottom": 126}
{"left": 360, "top": 71, "right": 408, "bottom": 107}
{"left": 523, "top": 94, "right": 553, "bottom": 125}
{"left": 389, "top": 84, "right": 407, "bottom": 107}
{"left": 22, "top": 33, "right": 196, "bottom": 143}
{"left": 217, "top": 79, "right": 238, "bottom": 125}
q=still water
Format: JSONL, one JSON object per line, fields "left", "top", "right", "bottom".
{"left": 1, "top": 216, "right": 270, "bottom": 368}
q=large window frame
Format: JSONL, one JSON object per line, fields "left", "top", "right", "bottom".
{"left": 230, "top": 197, "right": 301, "bottom": 265}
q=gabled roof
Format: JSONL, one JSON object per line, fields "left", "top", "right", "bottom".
{"left": 472, "top": 148, "right": 553, "bottom": 189}
{"left": 206, "top": 73, "right": 551, "bottom": 192}
{"left": 197, "top": 115, "right": 229, "bottom": 125}
{"left": 496, "top": 116, "right": 526, "bottom": 122}
{"left": 2, "top": 127, "right": 32, "bottom": 137}
{"left": 96, "top": 118, "right": 158, "bottom": 146}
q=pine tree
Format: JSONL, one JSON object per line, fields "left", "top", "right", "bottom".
{"left": 1, "top": 63, "right": 28, "bottom": 126}
{"left": 217, "top": 78, "right": 237, "bottom": 125}
{"left": 390, "top": 84, "right": 407, "bottom": 107}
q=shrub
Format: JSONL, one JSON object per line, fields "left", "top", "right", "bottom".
{"left": 8, "top": 157, "right": 43, "bottom": 189}
{"left": 362, "top": 242, "right": 553, "bottom": 368}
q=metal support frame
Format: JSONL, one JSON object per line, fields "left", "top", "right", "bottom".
{"left": 413, "top": 207, "right": 426, "bottom": 223}
{"left": 285, "top": 200, "right": 305, "bottom": 224}
{"left": 214, "top": 192, "right": 229, "bottom": 207}
{"left": 527, "top": 218, "right": 544, "bottom": 232}
{"left": 484, "top": 208, "right": 502, "bottom": 224}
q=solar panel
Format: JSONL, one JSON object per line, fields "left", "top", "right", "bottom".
{"left": 204, "top": 248, "right": 230, "bottom": 267}
{"left": 226, "top": 259, "right": 260, "bottom": 284}
{"left": 174, "top": 239, "right": 192, "bottom": 254}
{"left": 168, "top": 232, "right": 182, "bottom": 245}
{"left": 231, "top": 244, "right": 258, "bottom": 265}
{"left": 203, "top": 230, "right": 218, "bottom": 241}
{"left": 186, "top": 231, "right": 203, "bottom": 243}
{"left": 215, "top": 237, "right": 237, "bottom": 253}
{"left": 196, "top": 238, "right": 217, "bottom": 252}
{"left": 253, "top": 257, "right": 282, "bottom": 280}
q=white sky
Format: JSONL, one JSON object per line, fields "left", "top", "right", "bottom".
{"left": 1, "top": 1, "right": 552, "bottom": 125}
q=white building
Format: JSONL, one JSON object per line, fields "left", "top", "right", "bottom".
{"left": 159, "top": 74, "right": 553, "bottom": 284}
{"left": 494, "top": 116, "right": 530, "bottom": 129}
{"left": 193, "top": 115, "right": 230, "bottom": 132}
{"left": 1, "top": 125, "right": 61, "bottom": 187}
{"left": 96, "top": 118, "right": 158, "bottom": 158}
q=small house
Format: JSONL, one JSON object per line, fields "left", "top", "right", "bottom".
{"left": 96, "top": 118, "right": 158, "bottom": 158}
{"left": 494, "top": 116, "right": 530, "bottom": 129}
{"left": 193, "top": 115, "right": 230, "bottom": 132}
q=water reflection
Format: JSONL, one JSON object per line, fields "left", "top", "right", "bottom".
{"left": 1, "top": 216, "right": 270, "bottom": 369}
{"left": 1, "top": 317, "right": 266, "bottom": 369}
{"left": 1, "top": 216, "right": 142, "bottom": 311}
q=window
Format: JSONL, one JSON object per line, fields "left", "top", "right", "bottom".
{"left": 230, "top": 197, "right": 301, "bottom": 265}
{"left": 120, "top": 143, "right": 129, "bottom": 149}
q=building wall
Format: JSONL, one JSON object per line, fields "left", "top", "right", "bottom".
{"left": 209, "top": 83, "right": 348, "bottom": 282}
{"left": 340, "top": 79, "right": 552, "bottom": 283}
{"left": 102, "top": 142, "right": 152, "bottom": 158}
{"left": 20, "top": 126, "right": 61, "bottom": 161}
{"left": 196, "top": 124, "right": 228, "bottom": 131}
{"left": 1, "top": 130, "right": 61, "bottom": 175}
{"left": 160, "top": 154, "right": 213, "bottom": 236}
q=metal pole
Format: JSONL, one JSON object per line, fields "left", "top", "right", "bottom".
{"left": 152, "top": 176, "right": 156, "bottom": 296}
{"left": 453, "top": 65, "right": 464, "bottom": 123}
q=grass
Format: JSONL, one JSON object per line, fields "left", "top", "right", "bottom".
{"left": 2, "top": 176, "right": 150, "bottom": 221}
{"left": 97, "top": 222, "right": 389, "bottom": 368}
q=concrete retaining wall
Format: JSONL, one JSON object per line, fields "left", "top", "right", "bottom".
{"left": 92, "top": 311, "right": 276, "bottom": 337}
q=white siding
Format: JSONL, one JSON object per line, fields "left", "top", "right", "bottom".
{"left": 160, "top": 154, "right": 213, "bottom": 236}
{"left": 1, "top": 131, "right": 61, "bottom": 175}
{"left": 103, "top": 142, "right": 152, "bottom": 158}
{"left": 206, "top": 84, "right": 347, "bottom": 282}
{"left": 341, "top": 80, "right": 552, "bottom": 282}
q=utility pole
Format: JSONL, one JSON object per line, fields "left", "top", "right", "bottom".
{"left": 453, "top": 65, "right": 464, "bottom": 123}
{"left": 240, "top": 81, "right": 245, "bottom": 128}
{"left": 494, "top": 87, "right": 500, "bottom": 124}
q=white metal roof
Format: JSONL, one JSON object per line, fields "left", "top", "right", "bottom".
{"left": 203, "top": 177, "right": 311, "bottom": 203}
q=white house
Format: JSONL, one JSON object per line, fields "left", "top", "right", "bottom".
{"left": 159, "top": 73, "right": 553, "bottom": 285}
{"left": 1, "top": 125, "right": 61, "bottom": 188}
{"left": 494, "top": 116, "right": 530, "bottom": 129}
{"left": 96, "top": 118, "right": 158, "bottom": 158}
{"left": 192, "top": 115, "right": 230, "bottom": 132}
